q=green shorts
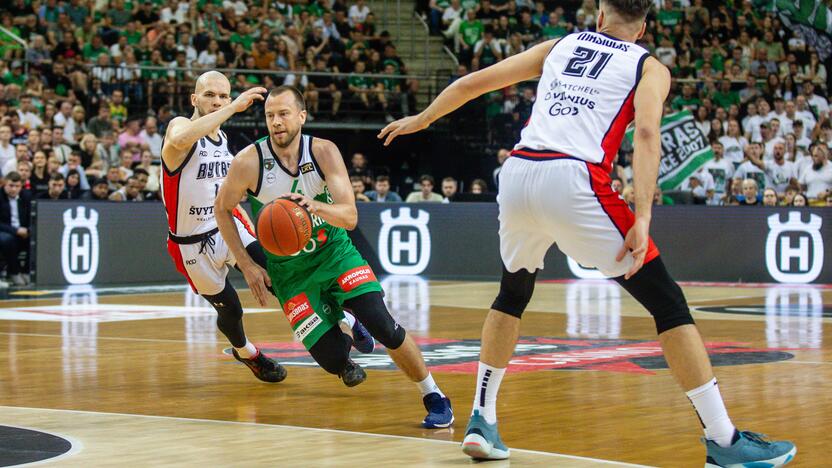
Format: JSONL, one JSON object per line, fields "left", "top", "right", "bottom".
{"left": 268, "top": 238, "right": 382, "bottom": 349}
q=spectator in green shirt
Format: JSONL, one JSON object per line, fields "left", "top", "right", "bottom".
{"left": 671, "top": 84, "right": 703, "bottom": 112}
{"left": 541, "top": 11, "right": 568, "bottom": 39}
{"left": 82, "top": 36, "right": 109, "bottom": 62}
{"left": 760, "top": 30, "right": 785, "bottom": 62}
{"left": 713, "top": 79, "right": 741, "bottom": 110}
{"left": 457, "top": 9, "right": 483, "bottom": 62}
{"left": 230, "top": 23, "right": 255, "bottom": 51}
{"left": 122, "top": 22, "right": 143, "bottom": 46}
{"left": 657, "top": 0, "right": 683, "bottom": 27}
{"left": 348, "top": 61, "right": 379, "bottom": 110}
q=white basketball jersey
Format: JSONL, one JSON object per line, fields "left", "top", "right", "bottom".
{"left": 515, "top": 32, "right": 649, "bottom": 172}
{"left": 161, "top": 130, "right": 233, "bottom": 236}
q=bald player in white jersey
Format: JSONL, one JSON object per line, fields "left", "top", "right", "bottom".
{"left": 161, "top": 72, "right": 290, "bottom": 382}
{"left": 379, "top": 0, "right": 796, "bottom": 466}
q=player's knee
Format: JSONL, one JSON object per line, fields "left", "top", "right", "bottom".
{"left": 491, "top": 265, "right": 537, "bottom": 319}
{"left": 615, "top": 257, "right": 695, "bottom": 335}
{"left": 344, "top": 292, "right": 406, "bottom": 349}
{"left": 309, "top": 326, "right": 351, "bottom": 375}
{"left": 204, "top": 280, "right": 243, "bottom": 322}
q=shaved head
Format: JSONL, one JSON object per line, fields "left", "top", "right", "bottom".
{"left": 194, "top": 71, "right": 229, "bottom": 93}
{"left": 191, "top": 71, "right": 232, "bottom": 118}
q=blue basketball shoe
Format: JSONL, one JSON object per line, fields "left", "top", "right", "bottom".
{"left": 350, "top": 316, "right": 375, "bottom": 354}
{"left": 704, "top": 430, "right": 796, "bottom": 467}
{"left": 461, "top": 410, "right": 510, "bottom": 460}
{"left": 422, "top": 393, "right": 454, "bottom": 428}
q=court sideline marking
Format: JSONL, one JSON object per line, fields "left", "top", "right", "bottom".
{"left": 0, "top": 405, "right": 653, "bottom": 467}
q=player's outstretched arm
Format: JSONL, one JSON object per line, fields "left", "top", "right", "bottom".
{"left": 377, "top": 39, "right": 557, "bottom": 146}
{"left": 616, "top": 57, "right": 670, "bottom": 279}
{"left": 162, "top": 87, "right": 267, "bottom": 170}
{"left": 215, "top": 146, "right": 272, "bottom": 306}
{"left": 283, "top": 138, "right": 358, "bottom": 230}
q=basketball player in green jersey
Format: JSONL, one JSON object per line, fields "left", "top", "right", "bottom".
{"left": 215, "top": 86, "right": 454, "bottom": 428}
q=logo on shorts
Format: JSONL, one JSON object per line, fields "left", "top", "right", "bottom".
{"left": 378, "top": 208, "right": 431, "bottom": 275}
{"left": 294, "top": 314, "right": 323, "bottom": 342}
{"left": 61, "top": 207, "right": 100, "bottom": 285}
{"left": 765, "top": 212, "right": 824, "bottom": 283}
{"left": 338, "top": 266, "right": 377, "bottom": 292}
{"left": 283, "top": 293, "right": 314, "bottom": 327}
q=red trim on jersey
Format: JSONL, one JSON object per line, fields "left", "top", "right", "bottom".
{"left": 162, "top": 170, "right": 181, "bottom": 233}
{"left": 232, "top": 208, "right": 256, "bottom": 238}
{"left": 585, "top": 163, "right": 660, "bottom": 266}
{"left": 167, "top": 239, "right": 198, "bottom": 293}
{"left": 510, "top": 149, "right": 571, "bottom": 159}
{"left": 599, "top": 89, "right": 636, "bottom": 172}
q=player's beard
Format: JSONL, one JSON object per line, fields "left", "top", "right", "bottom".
{"left": 273, "top": 126, "right": 300, "bottom": 148}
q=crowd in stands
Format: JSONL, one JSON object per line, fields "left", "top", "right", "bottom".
{"left": 0, "top": 0, "right": 414, "bottom": 123}
{"left": 429, "top": 0, "right": 832, "bottom": 205}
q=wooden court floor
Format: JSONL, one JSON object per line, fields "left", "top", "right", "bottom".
{"left": 0, "top": 279, "right": 829, "bottom": 467}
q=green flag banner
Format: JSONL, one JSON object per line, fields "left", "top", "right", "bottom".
{"left": 625, "top": 110, "right": 714, "bottom": 191}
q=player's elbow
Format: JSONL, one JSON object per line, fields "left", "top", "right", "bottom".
{"left": 343, "top": 207, "right": 358, "bottom": 230}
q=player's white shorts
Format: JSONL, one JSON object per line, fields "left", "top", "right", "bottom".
{"left": 498, "top": 154, "right": 659, "bottom": 277}
{"left": 166, "top": 214, "right": 257, "bottom": 296}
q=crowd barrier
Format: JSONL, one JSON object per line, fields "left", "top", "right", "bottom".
{"left": 33, "top": 201, "right": 830, "bottom": 286}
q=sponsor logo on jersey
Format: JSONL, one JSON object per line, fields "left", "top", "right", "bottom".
{"left": 300, "top": 162, "right": 315, "bottom": 174}
{"left": 266, "top": 173, "right": 276, "bottom": 184}
{"left": 240, "top": 336, "right": 797, "bottom": 374}
{"left": 284, "top": 292, "right": 314, "bottom": 327}
{"left": 196, "top": 161, "right": 230, "bottom": 180}
{"left": 264, "top": 158, "right": 275, "bottom": 170}
{"left": 294, "top": 314, "right": 323, "bottom": 342}
{"left": 338, "top": 266, "right": 377, "bottom": 292}
{"left": 189, "top": 205, "right": 214, "bottom": 216}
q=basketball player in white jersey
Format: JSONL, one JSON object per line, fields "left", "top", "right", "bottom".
{"left": 161, "top": 72, "right": 291, "bottom": 382}
{"left": 379, "top": 1, "right": 796, "bottom": 465}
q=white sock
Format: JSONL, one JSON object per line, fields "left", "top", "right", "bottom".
{"left": 235, "top": 340, "right": 258, "bottom": 359}
{"left": 416, "top": 373, "right": 444, "bottom": 398}
{"left": 341, "top": 311, "right": 356, "bottom": 329}
{"left": 686, "top": 378, "right": 736, "bottom": 447}
{"left": 471, "top": 362, "right": 505, "bottom": 425}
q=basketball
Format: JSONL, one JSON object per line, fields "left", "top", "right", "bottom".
{"left": 256, "top": 197, "right": 313, "bottom": 256}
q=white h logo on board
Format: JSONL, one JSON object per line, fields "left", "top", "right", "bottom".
{"left": 379, "top": 208, "right": 431, "bottom": 275}
{"left": 766, "top": 212, "right": 824, "bottom": 284}
{"left": 61, "top": 207, "right": 100, "bottom": 285}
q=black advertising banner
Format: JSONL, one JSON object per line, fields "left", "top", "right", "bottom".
{"left": 34, "top": 201, "right": 831, "bottom": 286}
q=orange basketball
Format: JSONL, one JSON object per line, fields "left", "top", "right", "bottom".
{"left": 256, "top": 197, "right": 313, "bottom": 256}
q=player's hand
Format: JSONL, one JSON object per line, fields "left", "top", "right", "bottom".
{"left": 616, "top": 218, "right": 650, "bottom": 280}
{"left": 377, "top": 114, "right": 429, "bottom": 146}
{"left": 281, "top": 193, "right": 320, "bottom": 215}
{"left": 240, "top": 261, "right": 272, "bottom": 307}
{"left": 16, "top": 227, "right": 28, "bottom": 238}
{"left": 231, "top": 87, "right": 267, "bottom": 113}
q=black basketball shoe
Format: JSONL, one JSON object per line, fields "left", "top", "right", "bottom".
{"left": 339, "top": 359, "right": 367, "bottom": 387}
{"left": 232, "top": 349, "right": 287, "bottom": 383}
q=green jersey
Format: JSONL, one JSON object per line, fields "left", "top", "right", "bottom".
{"left": 247, "top": 134, "right": 349, "bottom": 265}
{"left": 246, "top": 134, "right": 381, "bottom": 349}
